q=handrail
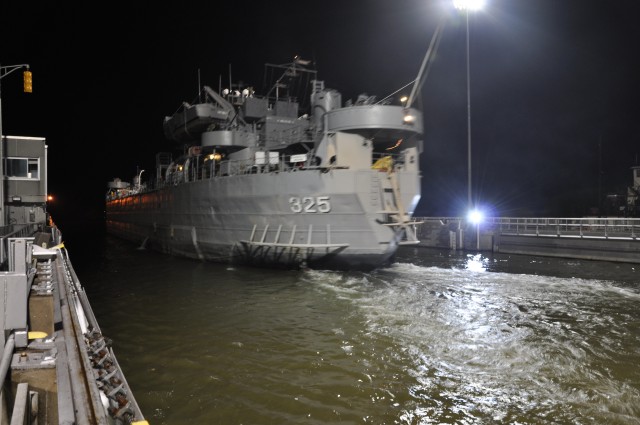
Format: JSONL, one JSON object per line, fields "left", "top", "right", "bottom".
{"left": 0, "top": 223, "right": 45, "bottom": 266}
{"left": 107, "top": 151, "right": 406, "bottom": 201}
{"left": 0, "top": 334, "right": 16, "bottom": 392}
{"left": 413, "top": 216, "right": 640, "bottom": 241}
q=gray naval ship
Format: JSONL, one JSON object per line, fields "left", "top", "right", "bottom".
{"left": 106, "top": 58, "right": 424, "bottom": 270}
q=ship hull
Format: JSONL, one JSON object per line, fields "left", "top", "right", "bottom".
{"left": 106, "top": 167, "right": 420, "bottom": 271}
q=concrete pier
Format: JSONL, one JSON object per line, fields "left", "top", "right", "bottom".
{"left": 413, "top": 217, "right": 640, "bottom": 264}
{"left": 0, "top": 226, "right": 148, "bottom": 424}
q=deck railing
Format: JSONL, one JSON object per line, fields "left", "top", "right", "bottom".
{"left": 108, "top": 151, "right": 404, "bottom": 200}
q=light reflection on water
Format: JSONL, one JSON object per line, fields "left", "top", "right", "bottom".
{"left": 73, "top": 238, "right": 640, "bottom": 425}
{"left": 302, "top": 254, "right": 640, "bottom": 424}
{"left": 464, "top": 253, "right": 489, "bottom": 272}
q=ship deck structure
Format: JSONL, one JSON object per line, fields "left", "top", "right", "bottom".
{"left": 106, "top": 59, "right": 429, "bottom": 270}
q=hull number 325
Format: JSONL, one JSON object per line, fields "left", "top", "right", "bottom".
{"left": 289, "top": 196, "right": 331, "bottom": 213}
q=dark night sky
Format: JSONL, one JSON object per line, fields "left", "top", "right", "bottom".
{"left": 2, "top": 0, "right": 639, "bottom": 230}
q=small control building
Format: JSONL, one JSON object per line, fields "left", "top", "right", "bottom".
{"left": 2, "top": 135, "right": 48, "bottom": 228}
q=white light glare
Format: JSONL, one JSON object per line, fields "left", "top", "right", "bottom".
{"left": 453, "top": 0, "right": 486, "bottom": 11}
{"left": 403, "top": 113, "right": 416, "bottom": 124}
{"left": 468, "top": 209, "right": 483, "bottom": 224}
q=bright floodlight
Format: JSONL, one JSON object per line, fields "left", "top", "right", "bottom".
{"left": 468, "top": 209, "right": 483, "bottom": 224}
{"left": 453, "top": 0, "right": 486, "bottom": 11}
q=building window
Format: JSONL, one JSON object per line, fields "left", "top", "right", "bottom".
{"left": 5, "top": 157, "right": 40, "bottom": 180}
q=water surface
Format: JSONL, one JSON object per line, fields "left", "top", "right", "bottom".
{"left": 68, "top": 234, "right": 640, "bottom": 424}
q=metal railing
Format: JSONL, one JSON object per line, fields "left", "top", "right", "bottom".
{"left": 487, "top": 217, "right": 640, "bottom": 240}
{"left": 107, "top": 151, "right": 406, "bottom": 200}
{"left": 413, "top": 217, "right": 640, "bottom": 240}
{"left": 0, "top": 223, "right": 45, "bottom": 267}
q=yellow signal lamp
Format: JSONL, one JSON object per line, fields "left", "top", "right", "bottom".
{"left": 23, "top": 70, "right": 33, "bottom": 93}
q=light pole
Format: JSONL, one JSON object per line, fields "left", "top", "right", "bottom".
{"left": 468, "top": 208, "right": 483, "bottom": 250}
{"left": 453, "top": 0, "right": 484, "bottom": 213}
{"left": 0, "top": 63, "right": 32, "bottom": 227}
{"left": 454, "top": 0, "right": 484, "bottom": 250}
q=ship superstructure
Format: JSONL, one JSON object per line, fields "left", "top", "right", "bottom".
{"left": 106, "top": 59, "right": 424, "bottom": 270}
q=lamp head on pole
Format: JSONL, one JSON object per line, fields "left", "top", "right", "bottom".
{"left": 453, "top": 0, "right": 485, "bottom": 11}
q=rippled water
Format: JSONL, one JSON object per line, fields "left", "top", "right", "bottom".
{"left": 67, "top": 232, "right": 640, "bottom": 424}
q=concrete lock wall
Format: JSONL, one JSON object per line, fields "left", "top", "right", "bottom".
{"left": 493, "top": 234, "right": 640, "bottom": 264}
{"left": 412, "top": 218, "right": 640, "bottom": 264}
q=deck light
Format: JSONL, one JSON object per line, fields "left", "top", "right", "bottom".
{"left": 403, "top": 111, "right": 416, "bottom": 124}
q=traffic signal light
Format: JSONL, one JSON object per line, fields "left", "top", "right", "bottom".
{"left": 23, "top": 70, "right": 32, "bottom": 93}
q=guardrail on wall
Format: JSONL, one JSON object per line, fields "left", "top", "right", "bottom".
{"left": 486, "top": 217, "right": 639, "bottom": 240}
{"left": 413, "top": 217, "right": 640, "bottom": 240}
